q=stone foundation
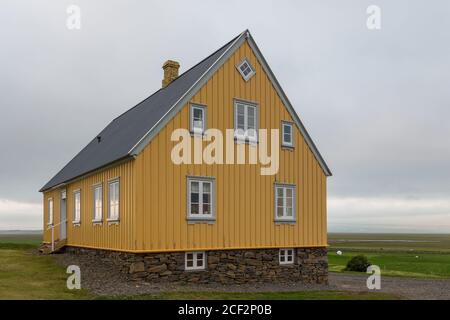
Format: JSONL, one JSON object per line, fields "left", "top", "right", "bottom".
{"left": 64, "top": 247, "right": 328, "bottom": 284}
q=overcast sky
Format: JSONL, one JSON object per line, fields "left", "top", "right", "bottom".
{"left": 1, "top": 1, "right": 449, "bottom": 232}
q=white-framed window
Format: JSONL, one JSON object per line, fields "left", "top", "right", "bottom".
{"left": 236, "top": 58, "right": 256, "bottom": 81}
{"left": 47, "top": 198, "right": 53, "bottom": 225}
{"left": 108, "top": 179, "right": 120, "bottom": 221}
{"left": 234, "top": 100, "right": 258, "bottom": 143}
{"left": 274, "top": 184, "right": 296, "bottom": 222}
{"left": 93, "top": 184, "right": 103, "bottom": 222}
{"left": 282, "top": 122, "right": 294, "bottom": 147}
{"left": 187, "top": 177, "right": 215, "bottom": 221}
{"left": 190, "top": 104, "right": 206, "bottom": 135}
{"left": 73, "top": 190, "right": 81, "bottom": 223}
{"left": 279, "top": 248, "right": 295, "bottom": 265}
{"left": 185, "top": 251, "right": 206, "bottom": 271}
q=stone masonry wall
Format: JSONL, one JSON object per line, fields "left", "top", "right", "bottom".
{"left": 64, "top": 247, "right": 328, "bottom": 284}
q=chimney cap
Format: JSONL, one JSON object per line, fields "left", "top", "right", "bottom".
{"left": 163, "top": 60, "right": 180, "bottom": 68}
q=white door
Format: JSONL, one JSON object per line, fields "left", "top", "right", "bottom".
{"left": 60, "top": 190, "right": 67, "bottom": 240}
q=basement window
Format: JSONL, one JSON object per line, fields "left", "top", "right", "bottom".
{"left": 274, "top": 184, "right": 296, "bottom": 222}
{"left": 279, "top": 249, "right": 295, "bottom": 265}
{"left": 185, "top": 251, "right": 206, "bottom": 271}
{"left": 282, "top": 121, "right": 294, "bottom": 148}
{"left": 236, "top": 58, "right": 255, "bottom": 81}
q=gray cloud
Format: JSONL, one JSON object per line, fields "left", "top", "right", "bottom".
{"left": 1, "top": 0, "right": 449, "bottom": 231}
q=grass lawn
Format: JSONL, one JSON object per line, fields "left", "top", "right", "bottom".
{"left": 328, "top": 251, "right": 450, "bottom": 278}
{"left": 328, "top": 233, "right": 450, "bottom": 279}
{"left": 0, "top": 244, "right": 92, "bottom": 299}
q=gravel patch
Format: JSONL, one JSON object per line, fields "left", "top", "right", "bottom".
{"left": 329, "top": 273, "right": 450, "bottom": 300}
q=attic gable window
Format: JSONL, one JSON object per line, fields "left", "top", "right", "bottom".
{"left": 282, "top": 121, "right": 294, "bottom": 147}
{"left": 190, "top": 104, "right": 206, "bottom": 135}
{"left": 234, "top": 100, "right": 258, "bottom": 144}
{"left": 237, "top": 58, "right": 255, "bottom": 81}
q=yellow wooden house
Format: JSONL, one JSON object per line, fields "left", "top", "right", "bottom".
{"left": 40, "top": 30, "right": 331, "bottom": 283}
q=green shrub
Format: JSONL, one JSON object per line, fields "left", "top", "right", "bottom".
{"left": 345, "top": 255, "right": 371, "bottom": 272}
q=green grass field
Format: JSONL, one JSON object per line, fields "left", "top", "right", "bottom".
{"left": 328, "top": 233, "right": 450, "bottom": 278}
{"left": 1, "top": 232, "right": 449, "bottom": 299}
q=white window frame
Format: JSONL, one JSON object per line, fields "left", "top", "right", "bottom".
{"left": 274, "top": 183, "right": 296, "bottom": 222}
{"left": 47, "top": 198, "right": 53, "bottom": 225}
{"left": 281, "top": 121, "right": 294, "bottom": 147}
{"left": 279, "top": 248, "right": 295, "bottom": 265}
{"left": 108, "top": 179, "right": 120, "bottom": 222}
{"left": 93, "top": 184, "right": 103, "bottom": 223}
{"left": 187, "top": 177, "right": 215, "bottom": 222}
{"left": 190, "top": 103, "right": 206, "bottom": 135}
{"left": 236, "top": 58, "right": 256, "bottom": 81}
{"left": 185, "top": 251, "right": 206, "bottom": 271}
{"left": 234, "top": 100, "right": 258, "bottom": 143}
{"left": 73, "top": 190, "right": 81, "bottom": 224}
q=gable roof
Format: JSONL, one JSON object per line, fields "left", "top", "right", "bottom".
{"left": 40, "top": 30, "right": 331, "bottom": 192}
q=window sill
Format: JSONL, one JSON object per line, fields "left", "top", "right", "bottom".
{"left": 275, "top": 220, "right": 296, "bottom": 225}
{"left": 190, "top": 131, "right": 206, "bottom": 138}
{"left": 184, "top": 268, "right": 207, "bottom": 272}
{"left": 107, "top": 219, "right": 120, "bottom": 225}
{"left": 72, "top": 222, "right": 81, "bottom": 227}
{"left": 281, "top": 145, "right": 294, "bottom": 151}
{"left": 234, "top": 137, "right": 258, "bottom": 145}
{"left": 92, "top": 220, "right": 103, "bottom": 226}
{"left": 187, "top": 218, "right": 215, "bottom": 225}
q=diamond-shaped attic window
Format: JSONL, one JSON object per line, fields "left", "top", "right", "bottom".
{"left": 237, "top": 58, "right": 255, "bottom": 81}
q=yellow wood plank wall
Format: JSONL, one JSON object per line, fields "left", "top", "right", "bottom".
{"left": 43, "top": 160, "right": 136, "bottom": 251}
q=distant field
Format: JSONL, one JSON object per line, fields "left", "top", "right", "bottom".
{"left": 0, "top": 233, "right": 42, "bottom": 250}
{"left": 328, "top": 233, "right": 450, "bottom": 279}
{"left": 329, "top": 233, "right": 450, "bottom": 253}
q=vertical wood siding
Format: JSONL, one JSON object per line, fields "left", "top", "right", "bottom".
{"left": 134, "top": 40, "right": 328, "bottom": 252}
{"left": 43, "top": 160, "right": 136, "bottom": 250}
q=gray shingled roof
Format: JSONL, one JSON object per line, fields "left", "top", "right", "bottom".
{"left": 40, "top": 34, "right": 240, "bottom": 192}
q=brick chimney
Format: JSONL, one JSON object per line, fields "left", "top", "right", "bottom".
{"left": 162, "top": 60, "right": 180, "bottom": 88}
